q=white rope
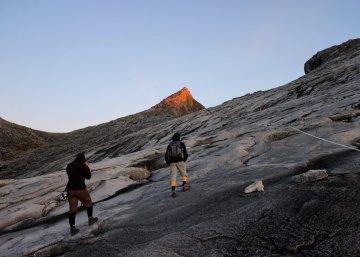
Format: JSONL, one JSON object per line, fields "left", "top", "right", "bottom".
{"left": 290, "top": 127, "right": 360, "bottom": 153}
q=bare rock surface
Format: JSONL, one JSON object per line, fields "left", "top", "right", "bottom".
{"left": 0, "top": 39, "right": 360, "bottom": 256}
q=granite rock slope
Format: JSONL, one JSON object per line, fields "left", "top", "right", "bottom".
{"left": 0, "top": 39, "right": 360, "bottom": 257}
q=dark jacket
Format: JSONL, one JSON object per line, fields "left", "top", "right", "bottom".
{"left": 66, "top": 154, "right": 91, "bottom": 191}
{"left": 165, "top": 141, "right": 188, "bottom": 164}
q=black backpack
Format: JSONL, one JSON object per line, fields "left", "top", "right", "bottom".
{"left": 168, "top": 141, "right": 183, "bottom": 158}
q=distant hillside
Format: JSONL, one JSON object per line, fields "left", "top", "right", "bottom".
{"left": 0, "top": 118, "right": 58, "bottom": 161}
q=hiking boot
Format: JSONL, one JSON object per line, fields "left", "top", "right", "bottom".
{"left": 88, "top": 217, "right": 98, "bottom": 225}
{"left": 182, "top": 185, "right": 191, "bottom": 192}
{"left": 71, "top": 227, "right": 80, "bottom": 236}
{"left": 171, "top": 191, "right": 177, "bottom": 198}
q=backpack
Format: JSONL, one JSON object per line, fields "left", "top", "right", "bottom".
{"left": 168, "top": 141, "right": 183, "bottom": 158}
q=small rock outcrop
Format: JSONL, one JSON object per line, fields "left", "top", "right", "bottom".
{"left": 304, "top": 38, "right": 360, "bottom": 74}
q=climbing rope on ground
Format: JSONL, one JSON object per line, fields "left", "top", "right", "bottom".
{"left": 290, "top": 127, "right": 360, "bottom": 153}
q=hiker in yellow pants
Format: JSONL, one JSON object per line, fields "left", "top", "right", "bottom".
{"left": 165, "top": 133, "right": 190, "bottom": 197}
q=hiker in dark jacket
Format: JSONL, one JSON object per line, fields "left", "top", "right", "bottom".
{"left": 66, "top": 153, "right": 98, "bottom": 235}
{"left": 165, "top": 133, "right": 190, "bottom": 197}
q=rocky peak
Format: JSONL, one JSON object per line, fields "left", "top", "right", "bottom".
{"left": 304, "top": 38, "right": 360, "bottom": 74}
{"left": 150, "top": 87, "right": 205, "bottom": 116}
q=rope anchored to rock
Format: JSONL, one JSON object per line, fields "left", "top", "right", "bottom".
{"left": 290, "top": 127, "right": 360, "bottom": 153}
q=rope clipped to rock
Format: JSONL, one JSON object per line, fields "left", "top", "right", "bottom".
{"left": 243, "top": 126, "right": 360, "bottom": 194}
{"left": 290, "top": 127, "right": 360, "bottom": 153}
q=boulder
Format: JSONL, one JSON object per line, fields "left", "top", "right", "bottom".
{"left": 244, "top": 180, "right": 264, "bottom": 194}
{"left": 262, "top": 130, "right": 297, "bottom": 143}
{"left": 329, "top": 113, "right": 352, "bottom": 122}
{"left": 128, "top": 168, "right": 151, "bottom": 182}
{"left": 351, "top": 137, "right": 360, "bottom": 148}
{"left": 292, "top": 169, "right": 328, "bottom": 183}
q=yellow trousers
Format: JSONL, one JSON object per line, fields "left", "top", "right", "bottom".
{"left": 170, "top": 161, "right": 187, "bottom": 186}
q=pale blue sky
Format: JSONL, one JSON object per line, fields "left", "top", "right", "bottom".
{"left": 0, "top": 0, "right": 359, "bottom": 132}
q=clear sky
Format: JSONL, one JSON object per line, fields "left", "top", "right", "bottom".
{"left": 0, "top": 0, "right": 359, "bottom": 132}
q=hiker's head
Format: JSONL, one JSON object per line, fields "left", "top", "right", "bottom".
{"left": 75, "top": 153, "right": 86, "bottom": 163}
{"left": 172, "top": 133, "right": 181, "bottom": 141}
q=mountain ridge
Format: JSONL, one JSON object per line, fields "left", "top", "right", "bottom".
{"left": 0, "top": 87, "right": 204, "bottom": 178}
